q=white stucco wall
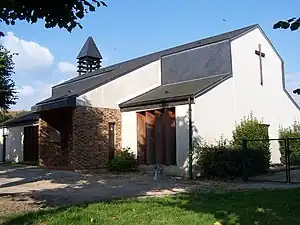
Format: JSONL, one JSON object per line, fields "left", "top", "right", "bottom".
{"left": 0, "top": 124, "right": 39, "bottom": 163}
{"left": 192, "top": 27, "right": 299, "bottom": 164}
{"left": 193, "top": 77, "right": 235, "bottom": 144}
{"left": 175, "top": 104, "right": 191, "bottom": 170}
{"left": 3, "top": 126, "right": 24, "bottom": 163}
{"left": 0, "top": 128, "right": 4, "bottom": 162}
{"left": 231, "top": 27, "right": 299, "bottom": 163}
{"left": 121, "top": 111, "right": 137, "bottom": 156}
{"left": 77, "top": 61, "right": 162, "bottom": 108}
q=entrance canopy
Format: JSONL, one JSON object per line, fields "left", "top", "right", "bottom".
{"left": 119, "top": 74, "right": 230, "bottom": 112}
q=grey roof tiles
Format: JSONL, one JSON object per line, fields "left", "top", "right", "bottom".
{"left": 77, "top": 36, "right": 103, "bottom": 59}
{"left": 0, "top": 112, "right": 40, "bottom": 127}
{"left": 119, "top": 74, "right": 231, "bottom": 109}
{"left": 33, "top": 24, "right": 258, "bottom": 111}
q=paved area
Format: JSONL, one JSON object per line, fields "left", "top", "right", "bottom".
{"left": 0, "top": 165, "right": 203, "bottom": 207}
{"left": 1, "top": 164, "right": 300, "bottom": 210}
{"left": 2, "top": 164, "right": 300, "bottom": 222}
{"left": 250, "top": 167, "right": 300, "bottom": 183}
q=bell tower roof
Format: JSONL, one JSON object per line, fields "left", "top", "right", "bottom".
{"left": 77, "top": 36, "right": 102, "bottom": 60}
{"left": 76, "top": 36, "right": 102, "bottom": 76}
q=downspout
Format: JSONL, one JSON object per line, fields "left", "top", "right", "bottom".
{"left": 188, "top": 97, "right": 193, "bottom": 180}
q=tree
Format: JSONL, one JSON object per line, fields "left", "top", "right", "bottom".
{"left": 0, "top": 0, "right": 107, "bottom": 36}
{"left": 273, "top": 17, "right": 300, "bottom": 31}
{"left": 0, "top": 110, "right": 27, "bottom": 123}
{"left": 0, "top": 45, "right": 17, "bottom": 111}
{"left": 273, "top": 17, "right": 300, "bottom": 94}
{"left": 232, "top": 113, "right": 270, "bottom": 151}
{"left": 0, "top": 111, "right": 12, "bottom": 123}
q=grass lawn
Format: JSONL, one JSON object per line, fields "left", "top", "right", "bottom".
{"left": 3, "top": 188, "right": 300, "bottom": 225}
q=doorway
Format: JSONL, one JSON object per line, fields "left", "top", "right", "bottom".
{"left": 136, "top": 107, "right": 176, "bottom": 165}
{"left": 23, "top": 125, "right": 39, "bottom": 162}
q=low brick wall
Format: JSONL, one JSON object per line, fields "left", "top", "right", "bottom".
{"left": 70, "top": 107, "right": 122, "bottom": 170}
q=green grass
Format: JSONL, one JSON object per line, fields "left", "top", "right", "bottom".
{"left": 4, "top": 188, "right": 300, "bottom": 225}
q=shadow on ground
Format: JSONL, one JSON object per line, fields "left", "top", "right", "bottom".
{"left": 0, "top": 164, "right": 201, "bottom": 207}
{"left": 4, "top": 187, "right": 300, "bottom": 225}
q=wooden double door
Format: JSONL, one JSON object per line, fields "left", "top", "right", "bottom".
{"left": 137, "top": 108, "right": 176, "bottom": 165}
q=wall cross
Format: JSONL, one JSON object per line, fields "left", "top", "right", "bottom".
{"left": 255, "top": 44, "right": 265, "bottom": 86}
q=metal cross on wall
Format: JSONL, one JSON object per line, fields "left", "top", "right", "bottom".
{"left": 255, "top": 44, "right": 265, "bottom": 86}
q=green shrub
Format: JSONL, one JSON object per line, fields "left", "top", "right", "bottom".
{"left": 107, "top": 147, "right": 138, "bottom": 172}
{"left": 279, "top": 121, "right": 300, "bottom": 165}
{"left": 195, "top": 113, "right": 270, "bottom": 179}
{"left": 197, "top": 144, "right": 269, "bottom": 179}
{"left": 232, "top": 113, "right": 270, "bottom": 151}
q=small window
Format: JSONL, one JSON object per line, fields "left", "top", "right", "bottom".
{"left": 108, "top": 122, "right": 116, "bottom": 160}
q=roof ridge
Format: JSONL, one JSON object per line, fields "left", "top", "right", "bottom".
{"left": 53, "top": 24, "right": 258, "bottom": 89}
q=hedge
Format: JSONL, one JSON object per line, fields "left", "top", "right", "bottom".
{"left": 232, "top": 113, "right": 270, "bottom": 151}
{"left": 279, "top": 121, "right": 300, "bottom": 165}
{"left": 196, "top": 145, "right": 270, "bottom": 179}
{"left": 107, "top": 147, "right": 138, "bottom": 172}
{"left": 194, "top": 113, "right": 271, "bottom": 179}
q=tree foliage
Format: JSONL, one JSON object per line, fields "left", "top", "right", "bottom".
{"left": 0, "top": 110, "right": 27, "bottom": 123}
{"left": 0, "top": 111, "right": 12, "bottom": 123}
{"left": 274, "top": 17, "right": 300, "bottom": 31}
{"left": 0, "top": 0, "right": 107, "bottom": 35}
{"left": 0, "top": 45, "right": 17, "bottom": 111}
{"left": 279, "top": 121, "right": 300, "bottom": 165}
{"left": 194, "top": 113, "right": 271, "bottom": 179}
{"left": 107, "top": 147, "right": 138, "bottom": 172}
{"left": 232, "top": 113, "right": 270, "bottom": 151}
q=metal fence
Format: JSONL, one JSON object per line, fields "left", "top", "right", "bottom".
{"left": 242, "top": 137, "right": 300, "bottom": 184}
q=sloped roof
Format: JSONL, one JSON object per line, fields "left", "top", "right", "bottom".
{"left": 0, "top": 111, "right": 40, "bottom": 127}
{"left": 33, "top": 24, "right": 258, "bottom": 111}
{"left": 77, "top": 36, "right": 102, "bottom": 59}
{"left": 119, "top": 74, "right": 231, "bottom": 111}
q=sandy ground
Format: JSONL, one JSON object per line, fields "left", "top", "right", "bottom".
{"left": 1, "top": 164, "right": 300, "bottom": 219}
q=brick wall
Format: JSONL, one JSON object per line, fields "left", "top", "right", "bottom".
{"left": 71, "top": 106, "right": 122, "bottom": 169}
{"left": 38, "top": 119, "right": 69, "bottom": 168}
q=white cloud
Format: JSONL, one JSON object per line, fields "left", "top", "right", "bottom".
{"left": 12, "top": 74, "right": 77, "bottom": 110}
{"left": 1, "top": 32, "right": 54, "bottom": 72}
{"left": 57, "top": 61, "right": 77, "bottom": 73}
{"left": 13, "top": 82, "right": 53, "bottom": 110}
{"left": 0, "top": 32, "right": 80, "bottom": 110}
{"left": 17, "top": 85, "right": 35, "bottom": 97}
{"left": 32, "top": 81, "right": 53, "bottom": 99}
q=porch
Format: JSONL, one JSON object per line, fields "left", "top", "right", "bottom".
{"left": 136, "top": 107, "right": 177, "bottom": 166}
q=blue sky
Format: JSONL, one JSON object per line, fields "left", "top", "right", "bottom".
{"left": 0, "top": 0, "right": 300, "bottom": 110}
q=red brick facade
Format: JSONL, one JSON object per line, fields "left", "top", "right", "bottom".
{"left": 38, "top": 106, "right": 122, "bottom": 170}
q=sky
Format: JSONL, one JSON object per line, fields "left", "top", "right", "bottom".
{"left": 0, "top": 0, "right": 300, "bottom": 110}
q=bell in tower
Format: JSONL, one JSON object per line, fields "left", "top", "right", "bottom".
{"left": 77, "top": 36, "right": 102, "bottom": 76}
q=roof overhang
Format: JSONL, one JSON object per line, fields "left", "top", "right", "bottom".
{"left": 119, "top": 96, "right": 194, "bottom": 112}
{"left": 31, "top": 96, "right": 77, "bottom": 113}
{"left": 119, "top": 73, "right": 232, "bottom": 112}
{"left": 0, "top": 112, "right": 40, "bottom": 128}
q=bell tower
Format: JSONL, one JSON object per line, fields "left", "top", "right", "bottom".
{"left": 77, "top": 36, "right": 102, "bottom": 76}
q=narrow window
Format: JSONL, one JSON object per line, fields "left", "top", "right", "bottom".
{"left": 108, "top": 122, "right": 116, "bottom": 160}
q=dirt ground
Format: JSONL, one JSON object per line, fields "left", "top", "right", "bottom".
{"left": 1, "top": 164, "right": 300, "bottom": 220}
{"left": 0, "top": 164, "right": 201, "bottom": 218}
